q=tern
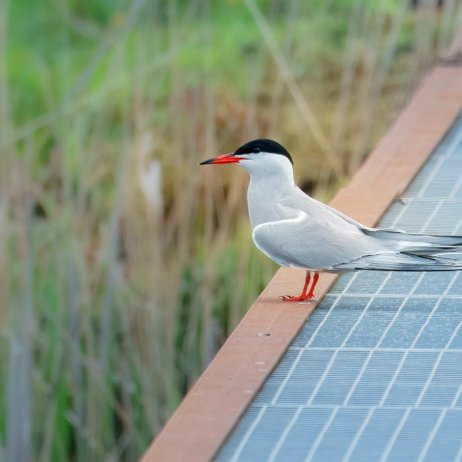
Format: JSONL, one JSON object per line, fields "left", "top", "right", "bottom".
{"left": 200, "top": 139, "right": 462, "bottom": 302}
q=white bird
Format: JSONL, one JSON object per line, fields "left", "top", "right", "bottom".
{"left": 200, "top": 139, "right": 462, "bottom": 302}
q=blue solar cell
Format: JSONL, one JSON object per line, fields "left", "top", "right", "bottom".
{"left": 455, "top": 392, "right": 462, "bottom": 407}
{"left": 272, "top": 408, "right": 333, "bottom": 462}
{"left": 329, "top": 273, "right": 355, "bottom": 293}
{"left": 253, "top": 350, "right": 299, "bottom": 405}
{"left": 454, "top": 144, "right": 462, "bottom": 155}
{"left": 309, "top": 297, "right": 369, "bottom": 347}
{"left": 276, "top": 350, "right": 334, "bottom": 405}
{"left": 379, "top": 202, "right": 405, "bottom": 228}
{"left": 217, "top": 406, "right": 263, "bottom": 461}
{"left": 379, "top": 272, "right": 421, "bottom": 295}
{"left": 308, "top": 408, "right": 368, "bottom": 462}
{"left": 291, "top": 296, "right": 334, "bottom": 348}
{"left": 420, "top": 352, "right": 462, "bottom": 407}
{"left": 346, "top": 272, "right": 388, "bottom": 294}
{"left": 423, "top": 158, "right": 462, "bottom": 197}
{"left": 447, "top": 272, "right": 462, "bottom": 295}
{"left": 345, "top": 298, "right": 403, "bottom": 348}
{"left": 215, "top": 113, "right": 462, "bottom": 462}
{"left": 311, "top": 351, "right": 368, "bottom": 405}
{"left": 452, "top": 180, "right": 462, "bottom": 198}
{"left": 394, "top": 201, "right": 437, "bottom": 232}
{"left": 413, "top": 272, "right": 455, "bottom": 295}
{"left": 449, "top": 323, "right": 462, "bottom": 349}
{"left": 379, "top": 298, "right": 436, "bottom": 348}
{"left": 427, "top": 201, "right": 462, "bottom": 232}
{"left": 423, "top": 410, "right": 462, "bottom": 462}
{"left": 383, "top": 351, "right": 439, "bottom": 406}
{"left": 345, "top": 313, "right": 393, "bottom": 348}
{"left": 414, "top": 299, "right": 462, "bottom": 348}
{"left": 347, "top": 351, "right": 403, "bottom": 406}
{"left": 386, "top": 409, "right": 441, "bottom": 461}
{"left": 404, "top": 157, "right": 441, "bottom": 198}
{"left": 347, "top": 408, "right": 406, "bottom": 462}
{"left": 237, "top": 407, "right": 296, "bottom": 462}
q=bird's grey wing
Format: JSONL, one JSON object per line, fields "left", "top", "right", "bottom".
{"left": 310, "top": 197, "right": 371, "bottom": 229}
{"left": 286, "top": 188, "right": 368, "bottom": 230}
{"left": 270, "top": 188, "right": 462, "bottom": 271}
{"left": 284, "top": 187, "right": 462, "bottom": 257}
{"left": 362, "top": 228, "right": 462, "bottom": 247}
{"left": 334, "top": 251, "right": 462, "bottom": 271}
{"left": 307, "top": 193, "right": 462, "bottom": 250}
{"left": 252, "top": 210, "right": 382, "bottom": 270}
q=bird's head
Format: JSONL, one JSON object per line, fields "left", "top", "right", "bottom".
{"left": 199, "top": 139, "right": 294, "bottom": 179}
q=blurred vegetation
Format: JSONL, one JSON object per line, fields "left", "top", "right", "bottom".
{"left": 1, "top": 0, "right": 461, "bottom": 460}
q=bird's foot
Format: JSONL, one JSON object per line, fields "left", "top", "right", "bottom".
{"left": 281, "top": 272, "right": 320, "bottom": 303}
{"left": 281, "top": 294, "right": 314, "bottom": 303}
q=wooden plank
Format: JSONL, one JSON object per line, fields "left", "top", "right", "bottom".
{"left": 141, "top": 65, "right": 462, "bottom": 462}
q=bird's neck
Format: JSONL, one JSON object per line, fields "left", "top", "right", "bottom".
{"left": 246, "top": 168, "right": 295, "bottom": 229}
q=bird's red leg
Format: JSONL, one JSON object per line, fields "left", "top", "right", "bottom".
{"left": 306, "top": 272, "right": 319, "bottom": 299}
{"left": 282, "top": 271, "right": 313, "bottom": 302}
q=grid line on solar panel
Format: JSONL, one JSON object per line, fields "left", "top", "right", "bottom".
{"left": 249, "top": 402, "right": 462, "bottom": 410}
{"left": 266, "top": 407, "right": 304, "bottom": 462}
{"left": 417, "top": 407, "right": 448, "bottom": 462}
{"left": 378, "top": 273, "right": 459, "bottom": 407}
{"left": 226, "top": 405, "right": 267, "bottom": 462}
{"left": 248, "top": 404, "right": 462, "bottom": 410}
{"left": 302, "top": 407, "right": 339, "bottom": 462}
{"left": 215, "top": 115, "right": 462, "bottom": 462}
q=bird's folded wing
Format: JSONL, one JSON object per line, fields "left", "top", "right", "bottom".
{"left": 252, "top": 210, "right": 381, "bottom": 270}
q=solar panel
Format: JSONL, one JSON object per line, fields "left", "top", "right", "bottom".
{"left": 216, "top": 114, "right": 462, "bottom": 462}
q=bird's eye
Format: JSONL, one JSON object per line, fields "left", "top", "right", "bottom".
{"left": 252, "top": 147, "right": 261, "bottom": 153}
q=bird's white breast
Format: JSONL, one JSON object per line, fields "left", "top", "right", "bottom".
{"left": 247, "top": 177, "right": 298, "bottom": 229}
{"left": 242, "top": 153, "right": 298, "bottom": 229}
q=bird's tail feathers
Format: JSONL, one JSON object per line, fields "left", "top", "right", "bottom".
{"left": 335, "top": 250, "right": 462, "bottom": 272}
{"left": 364, "top": 228, "right": 462, "bottom": 247}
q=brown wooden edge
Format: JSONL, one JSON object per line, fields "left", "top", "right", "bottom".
{"left": 141, "top": 67, "right": 462, "bottom": 462}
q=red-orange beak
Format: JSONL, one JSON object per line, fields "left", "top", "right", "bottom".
{"left": 199, "top": 153, "right": 246, "bottom": 165}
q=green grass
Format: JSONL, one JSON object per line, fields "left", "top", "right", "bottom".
{"left": 1, "top": 0, "right": 461, "bottom": 460}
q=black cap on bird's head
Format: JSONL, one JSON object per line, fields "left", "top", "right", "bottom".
{"left": 199, "top": 138, "right": 293, "bottom": 166}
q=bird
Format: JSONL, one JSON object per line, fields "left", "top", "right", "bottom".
{"left": 200, "top": 139, "right": 462, "bottom": 302}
